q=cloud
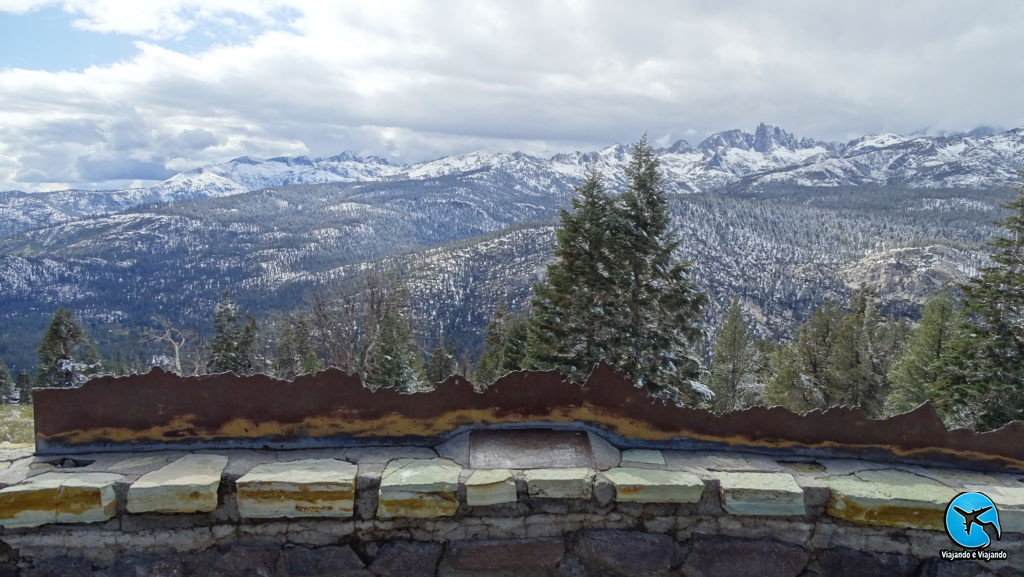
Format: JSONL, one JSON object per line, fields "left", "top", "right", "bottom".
{"left": 172, "top": 128, "right": 219, "bottom": 151}
{"left": 1, "top": 0, "right": 1023, "bottom": 190}
{"left": 76, "top": 155, "right": 173, "bottom": 181}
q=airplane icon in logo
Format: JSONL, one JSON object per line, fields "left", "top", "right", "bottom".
{"left": 953, "top": 505, "right": 1001, "bottom": 540}
{"left": 945, "top": 492, "right": 1002, "bottom": 549}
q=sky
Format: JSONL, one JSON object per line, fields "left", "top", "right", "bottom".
{"left": 1, "top": 1, "right": 1023, "bottom": 192}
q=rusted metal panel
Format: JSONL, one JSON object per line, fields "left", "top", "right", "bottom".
{"left": 469, "top": 429, "right": 595, "bottom": 469}
{"left": 31, "top": 363, "right": 1024, "bottom": 471}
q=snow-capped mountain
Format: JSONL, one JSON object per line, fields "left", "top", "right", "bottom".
{"left": 142, "top": 123, "right": 1023, "bottom": 200}
{"left": 4, "top": 124, "right": 1022, "bottom": 238}
{"left": 148, "top": 152, "right": 404, "bottom": 202}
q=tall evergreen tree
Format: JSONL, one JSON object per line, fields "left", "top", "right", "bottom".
{"left": 474, "top": 299, "right": 513, "bottom": 385}
{"left": 766, "top": 290, "right": 909, "bottom": 416}
{"left": 528, "top": 169, "right": 622, "bottom": 381}
{"left": 764, "top": 303, "right": 844, "bottom": 411}
{"left": 35, "top": 307, "right": 102, "bottom": 388}
{"left": 0, "top": 363, "right": 14, "bottom": 405}
{"left": 426, "top": 334, "right": 458, "bottom": 384}
{"left": 272, "top": 313, "right": 323, "bottom": 380}
{"left": 831, "top": 286, "right": 891, "bottom": 417}
{"left": 366, "top": 298, "right": 425, "bottom": 393}
{"left": 209, "top": 292, "right": 260, "bottom": 375}
{"left": 707, "top": 298, "right": 760, "bottom": 411}
{"left": 608, "top": 136, "right": 707, "bottom": 402}
{"left": 887, "top": 292, "right": 961, "bottom": 414}
{"left": 14, "top": 370, "right": 32, "bottom": 405}
{"left": 475, "top": 301, "right": 532, "bottom": 387}
{"left": 934, "top": 186, "right": 1024, "bottom": 430}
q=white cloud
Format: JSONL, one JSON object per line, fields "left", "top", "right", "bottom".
{"left": 1, "top": 0, "right": 1023, "bottom": 190}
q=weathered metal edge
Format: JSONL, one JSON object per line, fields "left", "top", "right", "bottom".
{"left": 31, "top": 362, "right": 1024, "bottom": 471}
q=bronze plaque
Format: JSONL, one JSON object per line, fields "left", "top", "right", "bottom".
{"left": 469, "top": 429, "right": 596, "bottom": 469}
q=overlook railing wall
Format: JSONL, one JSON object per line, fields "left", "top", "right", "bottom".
{"left": 32, "top": 363, "right": 1024, "bottom": 472}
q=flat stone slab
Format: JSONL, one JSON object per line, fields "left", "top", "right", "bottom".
{"left": 717, "top": 472, "right": 806, "bottom": 516}
{"left": 521, "top": 468, "right": 595, "bottom": 499}
{"left": 826, "top": 469, "right": 959, "bottom": 530}
{"left": 470, "top": 429, "right": 596, "bottom": 469}
{"left": 0, "top": 472, "right": 121, "bottom": 528}
{"left": 108, "top": 455, "right": 169, "bottom": 472}
{"left": 377, "top": 458, "right": 461, "bottom": 518}
{"left": 604, "top": 467, "right": 703, "bottom": 503}
{"left": 964, "top": 484, "right": 1024, "bottom": 533}
{"left": 465, "top": 469, "right": 517, "bottom": 506}
{"left": 236, "top": 458, "right": 357, "bottom": 519}
{"left": 620, "top": 449, "right": 665, "bottom": 466}
{"left": 127, "top": 454, "right": 228, "bottom": 513}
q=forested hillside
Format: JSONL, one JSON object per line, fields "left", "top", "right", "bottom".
{"left": 0, "top": 181, "right": 1010, "bottom": 370}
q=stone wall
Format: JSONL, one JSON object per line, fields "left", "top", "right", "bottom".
{"left": 2, "top": 432, "right": 1023, "bottom": 577}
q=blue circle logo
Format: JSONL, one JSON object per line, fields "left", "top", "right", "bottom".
{"left": 944, "top": 492, "right": 1002, "bottom": 549}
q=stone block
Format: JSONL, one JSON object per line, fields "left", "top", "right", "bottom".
{"left": 817, "top": 547, "right": 921, "bottom": 577}
{"left": 369, "top": 541, "right": 443, "bottom": 577}
{"left": 621, "top": 449, "right": 665, "bottom": 465}
{"left": 236, "top": 459, "right": 357, "bottom": 519}
{"left": 355, "top": 463, "right": 384, "bottom": 521}
{"left": 445, "top": 538, "right": 565, "bottom": 572}
{"left": 0, "top": 472, "right": 121, "bottom": 528}
{"left": 24, "top": 556, "right": 94, "bottom": 577}
{"left": 283, "top": 545, "right": 368, "bottom": 577}
{"left": 574, "top": 530, "right": 675, "bottom": 577}
{"left": 679, "top": 536, "right": 810, "bottom": 577}
{"left": 465, "top": 469, "right": 517, "bottom": 506}
{"left": 604, "top": 467, "right": 703, "bottom": 503}
{"left": 521, "top": 468, "right": 594, "bottom": 500}
{"left": 377, "top": 458, "right": 461, "bottom": 518}
{"left": 717, "top": 472, "right": 806, "bottom": 516}
{"left": 109, "top": 554, "right": 187, "bottom": 577}
{"left": 826, "top": 469, "right": 958, "bottom": 530}
{"left": 127, "top": 454, "right": 228, "bottom": 514}
{"left": 586, "top": 432, "right": 621, "bottom": 470}
{"left": 0, "top": 475, "right": 61, "bottom": 528}
{"left": 203, "top": 545, "right": 279, "bottom": 577}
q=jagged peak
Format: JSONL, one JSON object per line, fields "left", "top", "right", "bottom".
{"left": 226, "top": 155, "right": 263, "bottom": 165}
{"left": 663, "top": 139, "right": 693, "bottom": 154}
{"left": 752, "top": 123, "right": 799, "bottom": 152}
{"left": 697, "top": 129, "right": 754, "bottom": 151}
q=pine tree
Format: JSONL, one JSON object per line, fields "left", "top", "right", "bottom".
{"left": 475, "top": 302, "right": 531, "bottom": 387}
{"left": 831, "top": 286, "right": 890, "bottom": 417}
{"left": 887, "top": 292, "right": 961, "bottom": 414}
{"left": 934, "top": 186, "right": 1024, "bottom": 430}
{"left": 764, "top": 303, "right": 844, "bottom": 411}
{"left": 209, "top": 292, "right": 260, "bottom": 375}
{"left": 426, "top": 334, "right": 458, "bottom": 384}
{"left": 608, "top": 136, "right": 707, "bottom": 402}
{"left": 272, "top": 313, "right": 322, "bottom": 380}
{"left": 15, "top": 370, "right": 32, "bottom": 405}
{"left": 707, "top": 298, "right": 760, "bottom": 412}
{"left": 35, "top": 307, "right": 102, "bottom": 388}
{"left": 0, "top": 363, "right": 14, "bottom": 405}
{"left": 366, "top": 303, "right": 425, "bottom": 393}
{"left": 458, "top": 351, "right": 473, "bottom": 378}
{"left": 766, "top": 290, "right": 909, "bottom": 416}
{"left": 474, "top": 299, "right": 513, "bottom": 385}
{"left": 528, "top": 169, "right": 622, "bottom": 381}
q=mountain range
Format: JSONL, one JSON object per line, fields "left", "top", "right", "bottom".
{"left": 0, "top": 124, "right": 1020, "bottom": 370}
{"left": 4, "top": 123, "right": 1022, "bottom": 239}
